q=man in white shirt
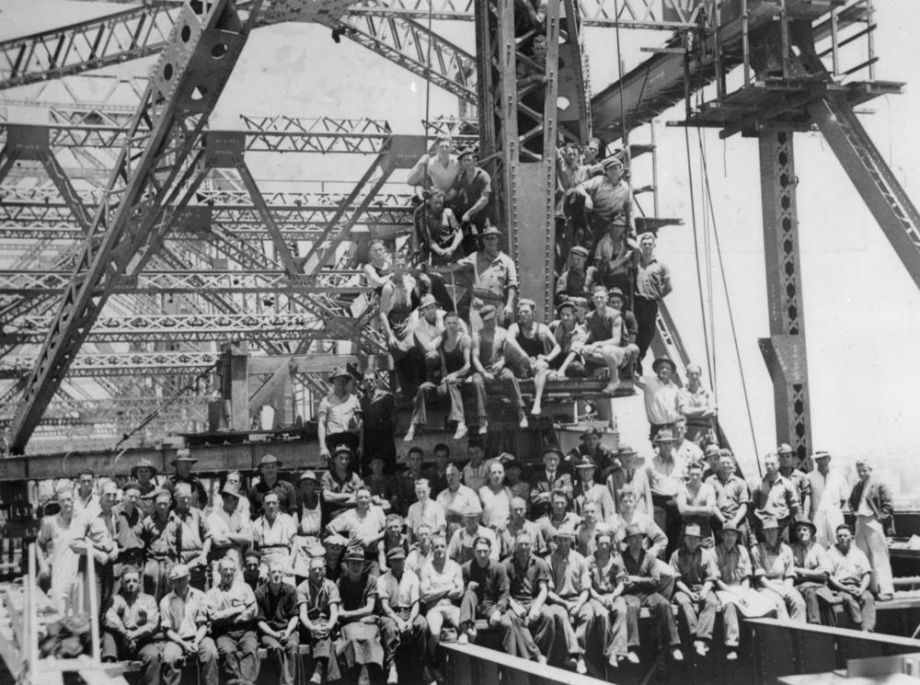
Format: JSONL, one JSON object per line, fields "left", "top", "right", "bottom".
{"left": 806, "top": 451, "right": 848, "bottom": 548}
{"left": 419, "top": 533, "right": 464, "bottom": 681}
{"left": 436, "top": 464, "right": 480, "bottom": 535}
{"left": 634, "top": 358, "right": 682, "bottom": 440}
{"left": 406, "top": 479, "right": 447, "bottom": 542}
{"left": 377, "top": 547, "right": 428, "bottom": 684}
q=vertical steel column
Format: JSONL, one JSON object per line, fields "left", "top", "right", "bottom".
{"left": 757, "top": 130, "right": 812, "bottom": 462}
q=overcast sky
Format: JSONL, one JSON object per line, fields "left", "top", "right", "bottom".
{"left": 1, "top": 0, "right": 918, "bottom": 498}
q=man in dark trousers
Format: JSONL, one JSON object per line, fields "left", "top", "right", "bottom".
{"left": 459, "top": 535, "right": 542, "bottom": 661}
{"left": 633, "top": 232, "right": 672, "bottom": 373}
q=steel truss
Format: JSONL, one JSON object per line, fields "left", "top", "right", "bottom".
{"left": 0, "top": 0, "right": 705, "bottom": 93}
{"left": 0, "top": 351, "right": 221, "bottom": 379}
{"left": 7, "top": 0, "right": 256, "bottom": 453}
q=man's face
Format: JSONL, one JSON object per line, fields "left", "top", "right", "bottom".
{"left": 836, "top": 528, "right": 853, "bottom": 552}
{"left": 435, "top": 450, "right": 449, "bottom": 468}
{"left": 555, "top": 535, "right": 572, "bottom": 553}
{"left": 445, "top": 315, "right": 460, "bottom": 335}
{"left": 78, "top": 474, "right": 94, "bottom": 497}
{"left": 417, "top": 527, "right": 432, "bottom": 547}
{"left": 245, "top": 558, "right": 261, "bottom": 576}
{"left": 626, "top": 534, "right": 643, "bottom": 552}
{"left": 356, "top": 490, "right": 370, "bottom": 511}
{"left": 640, "top": 236, "right": 655, "bottom": 255}
{"left": 764, "top": 454, "right": 779, "bottom": 475}
{"left": 559, "top": 308, "right": 574, "bottom": 326}
{"left": 657, "top": 364, "right": 672, "bottom": 382}
{"left": 407, "top": 451, "right": 423, "bottom": 471}
{"left": 563, "top": 146, "right": 579, "bottom": 163}
{"left": 687, "top": 466, "right": 702, "bottom": 484}
{"left": 596, "top": 535, "right": 612, "bottom": 555}
{"left": 387, "top": 519, "right": 402, "bottom": 536}
{"left": 474, "top": 542, "right": 491, "bottom": 567}
{"left": 464, "top": 514, "right": 479, "bottom": 532}
{"left": 574, "top": 304, "right": 588, "bottom": 323}
{"left": 620, "top": 491, "right": 636, "bottom": 514}
{"left": 422, "top": 304, "right": 438, "bottom": 323}
{"left": 592, "top": 291, "right": 607, "bottom": 310}
{"left": 585, "top": 142, "right": 599, "bottom": 160}
{"left": 764, "top": 528, "right": 780, "bottom": 547}
{"left": 370, "top": 242, "right": 386, "bottom": 262}
{"left": 309, "top": 563, "right": 326, "bottom": 583}
{"left": 722, "top": 530, "right": 739, "bottom": 548}
{"left": 657, "top": 438, "right": 674, "bottom": 457}
{"left": 856, "top": 463, "right": 871, "bottom": 481}
{"left": 176, "top": 462, "right": 192, "bottom": 478}
{"left": 584, "top": 434, "right": 600, "bottom": 451}
{"left": 432, "top": 537, "right": 447, "bottom": 561}
{"left": 482, "top": 235, "right": 500, "bottom": 255}
{"left": 345, "top": 559, "right": 363, "bottom": 580}
{"left": 511, "top": 500, "right": 526, "bottom": 521}
{"left": 123, "top": 489, "right": 139, "bottom": 510}
{"left": 543, "top": 453, "right": 559, "bottom": 471}
{"left": 155, "top": 497, "right": 171, "bottom": 517}
{"left": 176, "top": 492, "right": 191, "bottom": 512}
{"left": 219, "top": 563, "right": 235, "bottom": 586}
{"left": 718, "top": 456, "right": 735, "bottom": 478}
{"left": 517, "top": 305, "right": 534, "bottom": 326}
{"left": 261, "top": 463, "right": 279, "bottom": 481}
{"left": 269, "top": 566, "right": 285, "bottom": 585}
{"left": 779, "top": 451, "right": 796, "bottom": 470}
{"left": 608, "top": 296, "right": 624, "bottom": 311}
{"left": 488, "top": 465, "right": 504, "bottom": 486}
{"left": 515, "top": 536, "right": 532, "bottom": 559}
{"left": 583, "top": 503, "right": 598, "bottom": 524}
{"left": 437, "top": 140, "right": 451, "bottom": 156}
{"left": 415, "top": 483, "right": 430, "bottom": 501}
{"left": 333, "top": 377, "right": 348, "bottom": 394}
{"left": 687, "top": 369, "right": 701, "bottom": 385}
{"left": 460, "top": 155, "right": 475, "bottom": 171}
{"left": 604, "top": 164, "right": 624, "bottom": 184}
{"left": 264, "top": 496, "right": 279, "bottom": 517}
{"left": 122, "top": 573, "right": 140, "bottom": 595}
{"left": 173, "top": 575, "right": 190, "bottom": 594}
{"left": 135, "top": 467, "right": 152, "bottom": 483}
{"left": 300, "top": 479, "right": 316, "bottom": 495}
{"left": 469, "top": 447, "right": 483, "bottom": 464}
{"left": 551, "top": 496, "right": 567, "bottom": 517}
{"left": 684, "top": 535, "right": 701, "bottom": 552}
{"left": 570, "top": 252, "right": 586, "bottom": 269}
{"left": 675, "top": 422, "right": 687, "bottom": 440}
{"left": 533, "top": 38, "right": 547, "bottom": 58}
{"left": 578, "top": 466, "right": 595, "bottom": 484}
{"left": 446, "top": 468, "right": 461, "bottom": 489}
{"left": 363, "top": 373, "right": 377, "bottom": 392}
{"left": 796, "top": 525, "right": 812, "bottom": 544}
{"left": 335, "top": 453, "right": 351, "bottom": 470}
{"left": 223, "top": 494, "right": 239, "bottom": 513}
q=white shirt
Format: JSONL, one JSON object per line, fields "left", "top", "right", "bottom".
{"left": 377, "top": 569, "right": 421, "bottom": 610}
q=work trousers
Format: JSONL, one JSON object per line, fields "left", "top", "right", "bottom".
{"left": 161, "top": 636, "right": 219, "bottom": 685}
{"left": 458, "top": 590, "right": 540, "bottom": 659}
{"left": 78, "top": 556, "right": 114, "bottom": 615}
{"left": 855, "top": 516, "right": 894, "bottom": 596}
{"left": 259, "top": 631, "right": 300, "bottom": 685}
{"left": 144, "top": 557, "right": 172, "bottom": 602}
{"left": 378, "top": 612, "right": 429, "bottom": 667}
{"left": 832, "top": 588, "right": 876, "bottom": 632}
{"left": 409, "top": 379, "right": 465, "bottom": 427}
{"left": 674, "top": 590, "right": 719, "bottom": 642}
{"left": 214, "top": 627, "right": 259, "bottom": 685}
{"left": 101, "top": 633, "right": 161, "bottom": 685}
{"left": 633, "top": 295, "right": 660, "bottom": 369}
{"left": 301, "top": 626, "right": 341, "bottom": 682}
{"left": 598, "top": 596, "right": 629, "bottom": 664}
{"left": 795, "top": 582, "right": 838, "bottom": 624}
{"left": 471, "top": 369, "right": 523, "bottom": 418}
{"left": 759, "top": 585, "right": 807, "bottom": 623}
{"left": 624, "top": 592, "right": 680, "bottom": 648}
{"left": 524, "top": 603, "right": 582, "bottom": 665}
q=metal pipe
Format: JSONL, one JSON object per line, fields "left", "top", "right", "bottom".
{"left": 866, "top": 0, "right": 876, "bottom": 79}
{"left": 830, "top": 7, "right": 839, "bottom": 77}
{"left": 741, "top": 0, "right": 751, "bottom": 86}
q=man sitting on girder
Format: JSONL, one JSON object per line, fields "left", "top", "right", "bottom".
{"left": 506, "top": 298, "right": 561, "bottom": 418}
{"left": 566, "top": 156, "right": 636, "bottom": 250}
{"left": 470, "top": 304, "right": 529, "bottom": 433}
{"left": 556, "top": 245, "right": 597, "bottom": 305}
{"left": 406, "top": 134, "right": 461, "bottom": 200}
{"left": 578, "top": 285, "right": 629, "bottom": 396}
{"left": 450, "top": 147, "right": 493, "bottom": 254}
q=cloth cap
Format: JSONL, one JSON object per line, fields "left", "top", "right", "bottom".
{"left": 777, "top": 443, "right": 794, "bottom": 454}
{"left": 419, "top": 294, "right": 438, "bottom": 309}
{"left": 616, "top": 443, "right": 637, "bottom": 456}
{"left": 168, "top": 564, "right": 190, "bottom": 581}
{"left": 458, "top": 146, "right": 476, "bottom": 159}
{"left": 333, "top": 444, "right": 354, "bottom": 457}
{"left": 329, "top": 366, "right": 351, "bottom": 381}
{"left": 556, "top": 300, "right": 576, "bottom": 315}
{"left": 131, "top": 458, "right": 158, "bottom": 475}
{"left": 553, "top": 524, "right": 577, "bottom": 539}
{"left": 221, "top": 482, "right": 241, "bottom": 498}
{"left": 602, "top": 156, "right": 624, "bottom": 169}
{"left": 574, "top": 455, "right": 596, "bottom": 470}
{"left": 479, "top": 225, "right": 502, "bottom": 238}
{"left": 624, "top": 524, "right": 645, "bottom": 539}
{"left": 721, "top": 522, "right": 741, "bottom": 534}
{"left": 794, "top": 518, "right": 817, "bottom": 534}
{"left": 608, "top": 287, "right": 626, "bottom": 301}
{"left": 580, "top": 428, "right": 601, "bottom": 440}
{"left": 386, "top": 547, "right": 407, "bottom": 561}
{"left": 683, "top": 523, "right": 702, "bottom": 538}
{"left": 569, "top": 246, "right": 589, "bottom": 258}
{"left": 542, "top": 447, "right": 564, "bottom": 459}
{"left": 259, "top": 453, "right": 282, "bottom": 468}
{"left": 344, "top": 549, "right": 365, "bottom": 563}
{"left": 171, "top": 449, "right": 197, "bottom": 466}
{"left": 705, "top": 445, "right": 721, "bottom": 457}
{"left": 300, "top": 470, "right": 318, "bottom": 482}
{"left": 760, "top": 517, "right": 781, "bottom": 531}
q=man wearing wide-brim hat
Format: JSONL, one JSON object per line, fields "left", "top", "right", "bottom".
{"left": 566, "top": 428, "right": 617, "bottom": 485}
{"left": 635, "top": 356, "right": 682, "bottom": 441}
{"left": 606, "top": 444, "right": 655, "bottom": 517}
{"left": 130, "top": 458, "right": 160, "bottom": 496}
{"left": 751, "top": 517, "right": 807, "bottom": 622}
{"left": 165, "top": 448, "right": 208, "bottom": 509}
{"left": 450, "top": 220, "right": 518, "bottom": 324}
{"left": 529, "top": 447, "right": 575, "bottom": 520}
{"left": 316, "top": 366, "right": 363, "bottom": 462}
{"left": 790, "top": 518, "right": 837, "bottom": 624}
{"left": 248, "top": 453, "right": 298, "bottom": 519}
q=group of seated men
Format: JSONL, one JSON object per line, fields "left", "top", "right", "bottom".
{"left": 34, "top": 429, "right": 895, "bottom": 685}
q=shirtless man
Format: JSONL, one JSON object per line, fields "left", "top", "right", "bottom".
{"left": 580, "top": 285, "right": 627, "bottom": 395}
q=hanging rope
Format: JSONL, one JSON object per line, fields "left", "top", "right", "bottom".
{"left": 696, "top": 127, "right": 762, "bottom": 477}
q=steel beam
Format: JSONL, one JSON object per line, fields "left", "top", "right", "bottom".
{"left": 0, "top": 351, "right": 221, "bottom": 379}
{"left": 809, "top": 94, "right": 920, "bottom": 290}
{"left": 8, "top": 0, "right": 254, "bottom": 454}
{"left": 757, "top": 130, "right": 812, "bottom": 462}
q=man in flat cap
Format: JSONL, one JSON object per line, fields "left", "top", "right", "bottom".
{"left": 778, "top": 443, "right": 811, "bottom": 521}
{"left": 453, "top": 223, "right": 518, "bottom": 324}
{"left": 140, "top": 489, "right": 177, "bottom": 601}
{"left": 249, "top": 453, "right": 298, "bottom": 518}
{"left": 160, "top": 563, "right": 219, "bottom": 685}
{"left": 206, "top": 481, "right": 252, "bottom": 586}
{"left": 567, "top": 155, "right": 636, "bottom": 248}
{"left": 450, "top": 146, "right": 493, "bottom": 253}
{"left": 165, "top": 449, "right": 208, "bottom": 509}
{"left": 256, "top": 560, "right": 300, "bottom": 685}
{"left": 377, "top": 546, "right": 428, "bottom": 684}
{"left": 556, "top": 245, "right": 597, "bottom": 304}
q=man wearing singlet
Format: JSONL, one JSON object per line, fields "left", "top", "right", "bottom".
{"left": 407, "top": 135, "right": 460, "bottom": 195}
{"left": 470, "top": 305, "right": 528, "bottom": 434}
{"left": 580, "top": 285, "right": 628, "bottom": 395}
{"left": 405, "top": 311, "right": 472, "bottom": 442}
{"left": 507, "top": 299, "right": 561, "bottom": 417}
